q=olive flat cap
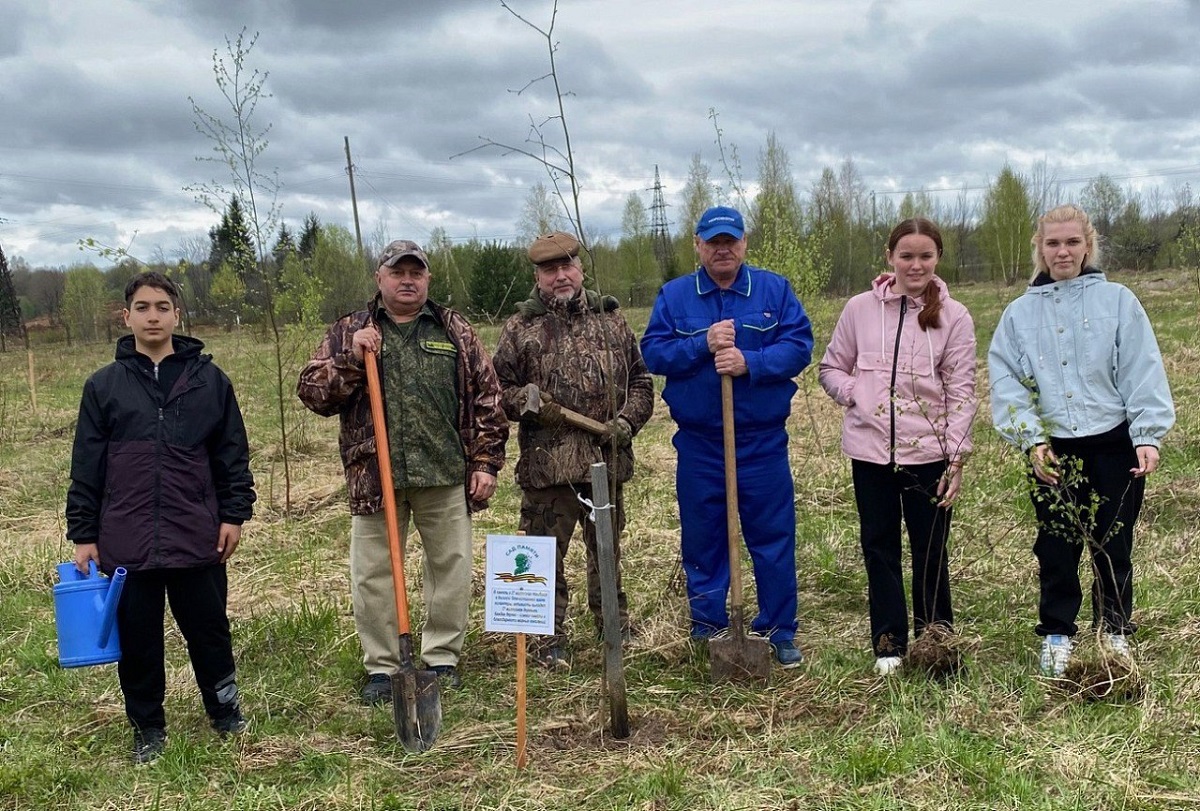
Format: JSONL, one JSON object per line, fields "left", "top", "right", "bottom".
{"left": 528, "top": 231, "right": 581, "bottom": 264}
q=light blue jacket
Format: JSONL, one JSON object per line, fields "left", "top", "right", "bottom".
{"left": 640, "top": 263, "right": 813, "bottom": 434}
{"left": 987, "top": 271, "right": 1174, "bottom": 451}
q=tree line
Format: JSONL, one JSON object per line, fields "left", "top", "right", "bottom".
{"left": 5, "top": 147, "right": 1200, "bottom": 347}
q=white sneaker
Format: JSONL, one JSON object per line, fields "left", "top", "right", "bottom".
{"left": 1105, "top": 634, "right": 1131, "bottom": 657}
{"left": 875, "top": 656, "right": 903, "bottom": 676}
{"left": 1039, "top": 634, "right": 1073, "bottom": 677}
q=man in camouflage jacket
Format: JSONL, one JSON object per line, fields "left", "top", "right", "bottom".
{"left": 492, "top": 231, "right": 654, "bottom": 668}
{"left": 298, "top": 240, "right": 507, "bottom": 700}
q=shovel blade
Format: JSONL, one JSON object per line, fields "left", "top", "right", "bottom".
{"left": 392, "top": 666, "right": 442, "bottom": 753}
{"left": 710, "top": 631, "right": 772, "bottom": 686}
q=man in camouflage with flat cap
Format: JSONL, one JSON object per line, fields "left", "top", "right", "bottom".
{"left": 298, "top": 239, "right": 508, "bottom": 701}
{"left": 492, "top": 231, "right": 654, "bottom": 668}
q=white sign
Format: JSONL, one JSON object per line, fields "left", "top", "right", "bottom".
{"left": 484, "top": 534, "right": 556, "bottom": 635}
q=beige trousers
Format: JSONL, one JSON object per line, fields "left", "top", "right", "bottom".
{"left": 350, "top": 485, "right": 472, "bottom": 672}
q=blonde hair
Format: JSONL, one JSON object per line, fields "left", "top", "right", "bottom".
{"left": 1030, "top": 204, "right": 1102, "bottom": 282}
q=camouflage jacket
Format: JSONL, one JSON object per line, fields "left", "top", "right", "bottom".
{"left": 493, "top": 287, "right": 654, "bottom": 489}
{"left": 297, "top": 297, "right": 508, "bottom": 515}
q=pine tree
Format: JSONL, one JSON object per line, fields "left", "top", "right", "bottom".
{"left": 272, "top": 222, "right": 297, "bottom": 268}
{"left": 0, "top": 242, "right": 27, "bottom": 350}
{"left": 299, "top": 213, "right": 321, "bottom": 259}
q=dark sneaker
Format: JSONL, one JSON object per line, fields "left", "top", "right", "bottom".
{"left": 425, "top": 664, "right": 463, "bottom": 690}
{"left": 361, "top": 673, "right": 392, "bottom": 705}
{"left": 132, "top": 727, "right": 167, "bottom": 764}
{"left": 772, "top": 640, "right": 804, "bottom": 669}
{"left": 212, "top": 707, "right": 248, "bottom": 736}
{"left": 534, "top": 645, "right": 571, "bottom": 670}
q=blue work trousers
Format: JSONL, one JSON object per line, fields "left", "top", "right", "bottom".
{"left": 674, "top": 426, "right": 798, "bottom": 642}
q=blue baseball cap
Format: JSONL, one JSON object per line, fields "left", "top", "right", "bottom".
{"left": 695, "top": 206, "right": 745, "bottom": 241}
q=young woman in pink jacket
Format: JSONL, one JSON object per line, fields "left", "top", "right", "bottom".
{"left": 819, "top": 218, "right": 978, "bottom": 676}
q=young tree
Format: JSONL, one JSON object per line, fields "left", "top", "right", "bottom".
{"left": 978, "top": 165, "right": 1034, "bottom": 285}
{"left": 189, "top": 28, "right": 295, "bottom": 513}
{"left": 454, "top": 1, "right": 589, "bottom": 265}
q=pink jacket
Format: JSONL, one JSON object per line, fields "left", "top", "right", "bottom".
{"left": 819, "top": 274, "right": 977, "bottom": 465}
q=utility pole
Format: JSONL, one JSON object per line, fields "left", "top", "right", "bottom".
{"left": 344, "top": 136, "right": 365, "bottom": 261}
{"left": 649, "top": 165, "right": 677, "bottom": 283}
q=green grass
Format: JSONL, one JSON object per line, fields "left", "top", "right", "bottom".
{"left": 2, "top": 269, "right": 1199, "bottom": 810}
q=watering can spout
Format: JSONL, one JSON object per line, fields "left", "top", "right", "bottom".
{"left": 97, "top": 567, "right": 127, "bottom": 649}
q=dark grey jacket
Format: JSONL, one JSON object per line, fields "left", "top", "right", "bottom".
{"left": 66, "top": 335, "right": 256, "bottom": 572}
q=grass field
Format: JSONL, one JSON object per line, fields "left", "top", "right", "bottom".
{"left": 2, "top": 270, "right": 1199, "bottom": 810}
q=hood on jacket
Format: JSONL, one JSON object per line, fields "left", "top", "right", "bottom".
{"left": 1029, "top": 266, "right": 1103, "bottom": 288}
{"left": 114, "top": 333, "right": 207, "bottom": 363}
{"left": 515, "top": 286, "right": 619, "bottom": 319}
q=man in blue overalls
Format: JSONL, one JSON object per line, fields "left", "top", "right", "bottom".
{"left": 640, "top": 206, "right": 813, "bottom": 667}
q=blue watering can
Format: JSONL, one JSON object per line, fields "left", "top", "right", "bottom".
{"left": 53, "top": 561, "right": 126, "bottom": 668}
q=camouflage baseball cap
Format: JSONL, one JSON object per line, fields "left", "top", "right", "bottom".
{"left": 528, "top": 231, "right": 581, "bottom": 265}
{"left": 378, "top": 239, "right": 429, "bottom": 269}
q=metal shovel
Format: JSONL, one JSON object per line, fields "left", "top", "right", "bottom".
{"left": 709, "top": 374, "right": 772, "bottom": 685}
{"left": 365, "top": 349, "right": 442, "bottom": 752}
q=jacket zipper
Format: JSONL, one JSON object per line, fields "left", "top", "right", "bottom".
{"left": 888, "top": 296, "right": 908, "bottom": 465}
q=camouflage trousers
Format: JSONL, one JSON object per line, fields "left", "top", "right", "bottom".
{"left": 518, "top": 483, "right": 628, "bottom": 643}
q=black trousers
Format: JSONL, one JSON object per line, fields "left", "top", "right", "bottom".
{"left": 1032, "top": 432, "right": 1144, "bottom": 637}
{"left": 116, "top": 565, "right": 239, "bottom": 731}
{"left": 852, "top": 459, "right": 954, "bottom": 656}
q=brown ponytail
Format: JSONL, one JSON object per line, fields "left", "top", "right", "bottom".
{"left": 917, "top": 279, "right": 942, "bottom": 331}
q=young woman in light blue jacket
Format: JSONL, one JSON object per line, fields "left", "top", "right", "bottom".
{"left": 988, "top": 204, "right": 1174, "bottom": 676}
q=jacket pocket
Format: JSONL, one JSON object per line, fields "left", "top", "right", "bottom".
{"left": 735, "top": 314, "right": 779, "bottom": 350}
{"left": 673, "top": 316, "right": 712, "bottom": 337}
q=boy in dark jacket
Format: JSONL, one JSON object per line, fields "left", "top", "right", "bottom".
{"left": 66, "top": 272, "right": 256, "bottom": 764}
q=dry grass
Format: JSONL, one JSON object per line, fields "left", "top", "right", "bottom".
{"left": 2, "top": 270, "right": 1200, "bottom": 810}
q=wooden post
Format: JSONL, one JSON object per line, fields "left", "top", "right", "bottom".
{"left": 589, "top": 462, "right": 630, "bottom": 739}
{"left": 516, "top": 632, "right": 527, "bottom": 769}
{"left": 26, "top": 349, "right": 37, "bottom": 413}
{"left": 515, "top": 529, "right": 529, "bottom": 769}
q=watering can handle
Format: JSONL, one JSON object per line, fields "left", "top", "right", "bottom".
{"left": 96, "top": 567, "right": 127, "bottom": 648}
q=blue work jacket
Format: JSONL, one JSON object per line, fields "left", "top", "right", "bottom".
{"left": 641, "top": 263, "right": 813, "bottom": 434}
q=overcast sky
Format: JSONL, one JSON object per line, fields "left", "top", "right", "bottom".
{"left": 3, "top": 0, "right": 1200, "bottom": 268}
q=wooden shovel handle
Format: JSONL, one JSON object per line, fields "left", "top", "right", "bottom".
{"left": 364, "top": 349, "right": 413, "bottom": 636}
{"left": 721, "top": 374, "right": 743, "bottom": 609}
